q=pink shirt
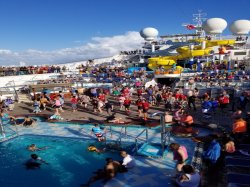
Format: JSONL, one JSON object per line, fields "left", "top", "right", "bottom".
{"left": 55, "top": 99, "right": 61, "bottom": 106}
{"left": 173, "top": 146, "right": 188, "bottom": 161}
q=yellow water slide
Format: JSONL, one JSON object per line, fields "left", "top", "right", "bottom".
{"left": 148, "top": 39, "right": 235, "bottom": 70}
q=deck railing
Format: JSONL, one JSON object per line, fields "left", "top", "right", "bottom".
{"left": 135, "top": 128, "right": 148, "bottom": 153}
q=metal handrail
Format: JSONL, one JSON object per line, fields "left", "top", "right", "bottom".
{"left": 117, "top": 126, "right": 127, "bottom": 145}
{"left": 0, "top": 121, "right": 19, "bottom": 141}
{"left": 135, "top": 128, "right": 148, "bottom": 153}
{"left": 163, "top": 130, "right": 171, "bottom": 146}
{"left": 135, "top": 128, "right": 147, "bottom": 139}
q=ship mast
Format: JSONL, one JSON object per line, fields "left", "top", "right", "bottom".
{"left": 182, "top": 10, "right": 207, "bottom": 38}
{"left": 193, "top": 10, "right": 207, "bottom": 37}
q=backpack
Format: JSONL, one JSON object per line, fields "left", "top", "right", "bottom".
{"left": 203, "top": 140, "right": 221, "bottom": 164}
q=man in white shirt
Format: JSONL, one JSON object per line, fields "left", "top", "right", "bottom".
{"left": 120, "top": 151, "right": 135, "bottom": 169}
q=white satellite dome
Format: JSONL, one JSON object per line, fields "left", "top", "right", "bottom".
{"left": 140, "top": 27, "right": 159, "bottom": 41}
{"left": 202, "top": 18, "right": 227, "bottom": 34}
{"left": 230, "top": 20, "right": 250, "bottom": 35}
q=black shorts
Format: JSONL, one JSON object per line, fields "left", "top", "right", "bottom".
{"left": 55, "top": 105, "right": 61, "bottom": 108}
{"left": 220, "top": 103, "right": 228, "bottom": 109}
{"left": 124, "top": 104, "right": 130, "bottom": 109}
{"left": 138, "top": 106, "right": 142, "bottom": 110}
{"left": 143, "top": 109, "right": 148, "bottom": 113}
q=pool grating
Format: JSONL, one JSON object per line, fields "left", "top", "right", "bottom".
{"left": 137, "top": 143, "right": 169, "bottom": 158}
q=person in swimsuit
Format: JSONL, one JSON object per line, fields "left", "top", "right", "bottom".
{"left": 27, "top": 144, "right": 48, "bottom": 152}
{"left": 22, "top": 116, "right": 35, "bottom": 127}
{"left": 87, "top": 145, "right": 106, "bottom": 153}
{"left": 25, "top": 154, "right": 48, "bottom": 169}
{"left": 91, "top": 124, "right": 106, "bottom": 142}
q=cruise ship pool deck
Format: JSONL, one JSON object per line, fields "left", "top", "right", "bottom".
{"left": 0, "top": 117, "right": 211, "bottom": 187}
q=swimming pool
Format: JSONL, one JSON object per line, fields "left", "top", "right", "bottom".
{"left": 0, "top": 135, "right": 122, "bottom": 187}
{"left": 0, "top": 118, "right": 214, "bottom": 187}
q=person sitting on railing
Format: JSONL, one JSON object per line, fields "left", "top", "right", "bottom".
{"left": 91, "top": 124, "right": 106, "bottom": 142}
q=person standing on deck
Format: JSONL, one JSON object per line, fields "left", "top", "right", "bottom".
{"left": 142, "top": 99, "right": 150, "bottom": 120}
{"left": 71, "top": 95, "right": 78, "bottom": 112}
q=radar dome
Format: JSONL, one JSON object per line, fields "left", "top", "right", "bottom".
{"left": 140, "top": 27, "right": 159, "bottom": 41}
{"left": 202, "top": 18, "right": 227, "bottom": 34}
{"left": 230, "top": 20, "right": 250, "bottom": 35}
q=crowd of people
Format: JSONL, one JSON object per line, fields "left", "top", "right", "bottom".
{"left": 1, "top": 58, "right": 250, "bottom": 186}
{"left": 0, "top": 65, "right": 68, "bottom": 77}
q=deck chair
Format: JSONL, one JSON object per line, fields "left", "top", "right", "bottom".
{"left": 226, "top": 150, "right": 250, "bottom": 159}
{"left": 238, "top": 144, "right": 250, "bottom": 151}
{"left": 227, "top": 173, "right": 250, "bottom": 186}
{"left": 225, "top": 157, "right": 250, "bottom": 167}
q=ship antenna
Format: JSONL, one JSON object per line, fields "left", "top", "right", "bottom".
{"left": 193, "top": 10, "right": 207, "bottom": 37}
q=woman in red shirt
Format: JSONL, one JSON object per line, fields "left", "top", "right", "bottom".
{"left": 123, "top": 97, "right": 131, "bottom": 114}
{"left": 71, "top": 96, "right": 78, "bottom": 112}
{"left": 136, "top": 98, "right": 143, "bottom": 117}
{"left": 98, "top": 93, "right": 106, "bottom": 102}
{"left": 142, "top": 99, "right": 150, "bottom": 120}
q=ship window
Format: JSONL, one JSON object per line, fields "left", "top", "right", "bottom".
{"left": 234, "top": 52, "right": 247, "bottom": 55}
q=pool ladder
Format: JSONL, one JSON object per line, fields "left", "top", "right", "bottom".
{"left": 134, "top": 128, "right": 148, "bottom": 153}
{"left": 0, "top": 122, "right": 19, "bottom": 142}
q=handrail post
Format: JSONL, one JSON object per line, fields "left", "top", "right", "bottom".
{"left": 160, "top": 115, "right": 166, "bottom": 153}
{"left": 0, "top": 118, "right": 5, "bottom": 138}
{"left": 109, "top": 126, "right": 112, "bottom": 138}
{"left": 135, "top": 138, "right": 138, "bottom": 153}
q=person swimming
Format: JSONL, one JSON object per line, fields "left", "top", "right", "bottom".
{"left": 25, "top": 154, "right": 48, "bottom": 169}
{"left": 88, "top": 145, "right": 105, "bottom": 153}
{"left": 22, "top": 116, "right": 36, "bottom": 127}
{"left": 27, "top": 144, "right": 48, "bottom": 152}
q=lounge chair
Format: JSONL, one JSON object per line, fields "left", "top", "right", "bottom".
{"left": 238, "top": 144, "right": 250, "bottom": 151}
{"left": 226, "top": 150, "right": 250, "bottom": 159}
{"left": 227, "top": 173, "right": 250, "bottom": 186}
{"left": 225, "top": 157, "right": 250, "bottom": 167}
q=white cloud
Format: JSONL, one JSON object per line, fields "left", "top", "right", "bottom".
{"left": 0, "top": 31, "right": 144, "bottom": 66}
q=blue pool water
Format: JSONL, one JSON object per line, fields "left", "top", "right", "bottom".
{"left": 0, "top": 135, "right": 123, "bottom": 187}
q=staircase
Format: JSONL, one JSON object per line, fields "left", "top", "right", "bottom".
{"left": 18, "top": 93, "right": 33, "bottom": 103}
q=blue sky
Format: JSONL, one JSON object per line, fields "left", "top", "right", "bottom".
{"left": 0, "top": 0, "right": 249, "bottom": 65}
